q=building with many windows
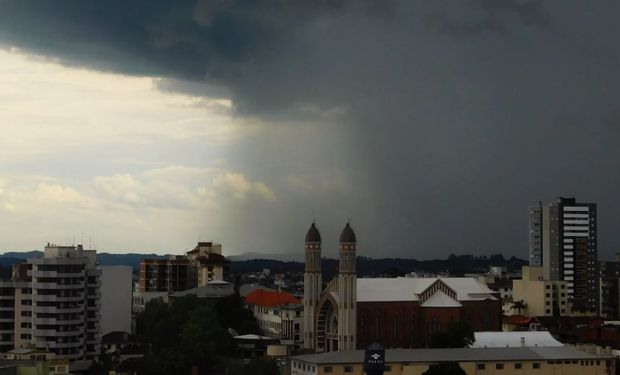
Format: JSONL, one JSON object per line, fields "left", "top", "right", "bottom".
{"left": 599, "top": 256, "right": 620, "bottom": 320}
{"left": 138, "top": 256, "right": 196, "bottom": 293}
{"left": 0, "top": 244, "right": 102, "bottom": 372}
{"left": 244, "top": 288, "right": 304, "bottom": 351}
{"left": 186, "top": 242, "right": 231, "bottom": 285}
{"left": 512, "top": 266, "right": 570, "bottom": 317}
{"left": 291, "top": 346, "right": 614, "bottom": 375}
{"left": 532, "top": 197, "right": 598, "bottom": 314}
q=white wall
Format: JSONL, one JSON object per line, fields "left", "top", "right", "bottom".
{"left": 100, "top": 266, "right": 133, "bottom": 335}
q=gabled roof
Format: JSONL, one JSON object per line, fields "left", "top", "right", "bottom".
{"left": 357, "top": 277, "right": 497, "bottom": 303}
{"left": 420, "top": 290, "right": 462, "bottom": 307}
{"left": 244, "top": 289, "right": 301, "bottom": 307}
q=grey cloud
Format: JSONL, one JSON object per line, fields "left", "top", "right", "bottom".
{"left": 0, "top": 1, "right": 619, "bottom": 258}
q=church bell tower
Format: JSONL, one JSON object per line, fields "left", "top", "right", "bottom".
{"left": 303, "top": 222, "right": 322, "bottom": 350}
{"left": 338, "top": 222, "right": 357, "bottom": 350}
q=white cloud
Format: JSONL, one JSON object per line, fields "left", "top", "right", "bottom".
{"left": 213, "top": 172, "right": 276, "bottom": 202}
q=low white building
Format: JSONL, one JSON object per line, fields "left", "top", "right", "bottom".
{"left": 244, "top": 289, "right": 304, "bottom": 351}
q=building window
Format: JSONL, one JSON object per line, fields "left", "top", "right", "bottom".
{"left": 324, "top": 366, "right": 333, "bottom": 373}
{"left": 514, "top": 363, "right": 522, "bottom": 369}
{"left": 477, "top": 364, "right": 485, "bottom": 370}
{"left": 385, "top": 365, "right": 392, "bottom": 372}
{"left": 496, "top": 363, "right": 504, "bottom": 369}
{"left": 533, "top": 363, "right": 540, "bottom": 369}
{"left": 344, "top": 366, "right": 353, "bottom": 373}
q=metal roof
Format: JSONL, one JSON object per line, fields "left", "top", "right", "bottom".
{"left": 471, "top": 331, "right": 563, "bottom": 348}
{"left": 292, "top": 346, "right": 612, "bottom": 365}
{"left": 357, "top": 277, "right": 497, "bottom": 302}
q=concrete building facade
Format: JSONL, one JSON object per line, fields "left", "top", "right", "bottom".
{"left": 100, "top": 266, "right": 132, "bottom": 335}
{"left": 512, "top": 266, "right": 569, "bottom": 317}
{"left": 0, "top": 244, "right": 102, "bottom": 372}
{"left": 291, "top": 346, "right": 615, "bottom": 375}
{"left": 538, "top": 197, "right": 599, "bottom": 314}
{"left": 138, "top": 256, "right": 196, "bottom": 293}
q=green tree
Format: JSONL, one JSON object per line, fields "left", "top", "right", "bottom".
{"left": 214, "top": 294, "right": 262, "bottom": 335}
{"left": 511, "top": 300, "right": 527, "bottom": 315}
{"left": 428, "top": 321, "right": 474, "bottom": 348}
{"left": 422, "top": 362, "right": 467, "bottom": 375}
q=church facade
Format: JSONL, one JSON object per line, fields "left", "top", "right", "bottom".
{"left": 302, "top": 222, "right": 502, "bottom": 352}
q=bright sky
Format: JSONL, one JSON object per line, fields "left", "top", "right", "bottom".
{"left": 0, "top": 48, "right": 276, "bottom": 253}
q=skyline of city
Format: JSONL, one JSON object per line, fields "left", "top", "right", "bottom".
{"left": 0, "top": 2, "right": 620, "bottom": 259}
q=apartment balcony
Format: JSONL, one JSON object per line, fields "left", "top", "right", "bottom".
{"left": 0, "top": 318, "right": 14, "bottom": 323}
{"left": 0, "top": 307, "right": 14, "bottom": 312}
{"left": 34, "top": 305, "right": 84, "bottom": 314}
{"left": 34, "top": 294, "right": 60, "bottom": 302}
{"left": 31, "top": 271, "right": 59, "bottom": 278}
{"left": 56, "top": 295, "right": 85, "bottom": 302}
{"left": 34, "top": 282, "right": 82, "bottom": 289}
{"left": 46, "top": 340, "right": 84, "bottom": 349}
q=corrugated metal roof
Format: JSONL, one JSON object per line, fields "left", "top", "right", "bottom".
{"left": 357, "top": 277, "right": 497, "bottom": 302}
{"left": 292, "top": 346, "right": 612, "bottom": 365}
{"left": 471, "top": 331, "right": 563, "bottom": 348}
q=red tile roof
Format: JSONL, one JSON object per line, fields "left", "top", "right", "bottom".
{"left": 244, "top": 289, "right": 301, "bottom": 307}
{"left": 502, "top": 314, "right": 531, "bottom": 325}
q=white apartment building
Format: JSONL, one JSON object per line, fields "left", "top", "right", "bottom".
{"left": 244, "top": 289, "right": 304, "bottom": 351}
{"left": 0, "top": 244, "right": 102, "bottom": 372}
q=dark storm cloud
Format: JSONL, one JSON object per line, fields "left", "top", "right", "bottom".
{"left": 1, "top": 0, "right": 619, "bottom": 259}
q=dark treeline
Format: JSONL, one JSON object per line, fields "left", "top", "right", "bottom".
{"left": 232, "top": 253, "right": 527, "bottom": 279}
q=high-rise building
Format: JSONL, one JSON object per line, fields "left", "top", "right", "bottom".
{"left": 538, "top": 197, "right": 598, "bottom": 314}
{"left": 0, "top": 244, "right": 102, "bottom": 372}
{"left": 528, "top": 202, "right": 543, "bottom": 266}
{"left": 599, "top": 256, "right": 620, "bottom": 320}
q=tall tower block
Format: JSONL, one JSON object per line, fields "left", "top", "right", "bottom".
{"left": 303, "top": 222, "right": 322, "bottom": 350}
{"left": 338, "top": 222, "right": 357, "bottom": 350}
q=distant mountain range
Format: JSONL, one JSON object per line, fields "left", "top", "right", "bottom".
{"left": 0, "top": 251, "right": 168, "bottom": 273}
{"left": 228, "top": 252, "right": 303, "bottom": 262}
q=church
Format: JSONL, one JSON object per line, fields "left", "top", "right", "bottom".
{"left": 302, "top": 222, "right": 502, "bottom": 352}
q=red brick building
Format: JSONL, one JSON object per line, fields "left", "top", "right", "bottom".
{"left": 355, "top": 278, "right": 502, "bottom": 348}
